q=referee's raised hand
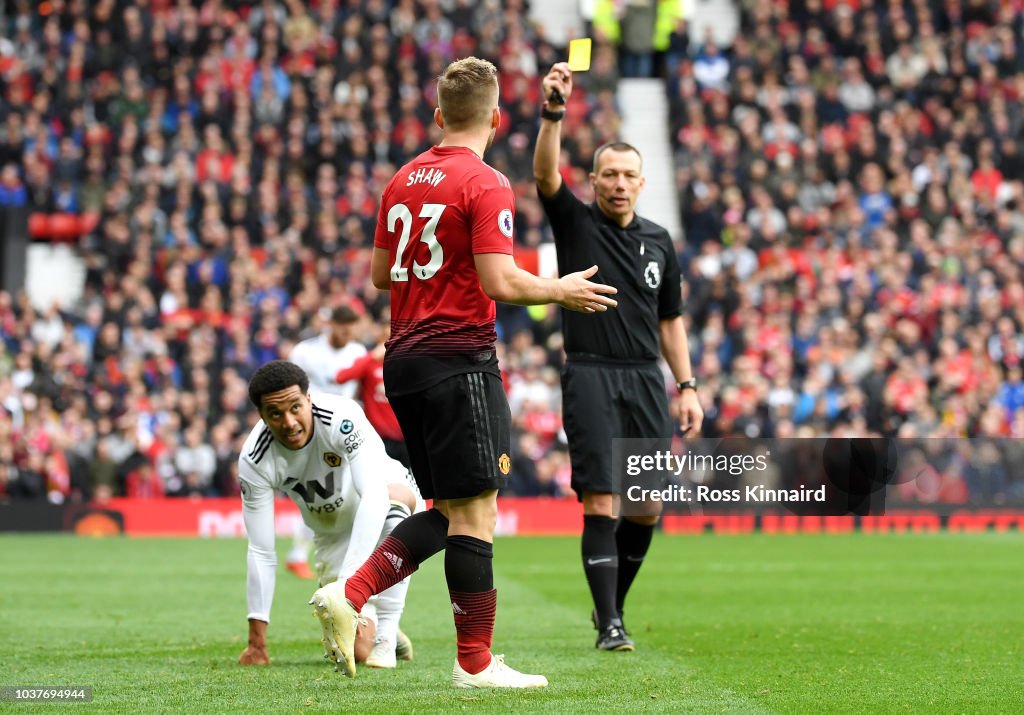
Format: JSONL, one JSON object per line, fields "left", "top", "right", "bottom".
{"left": 543, "top": 62, "right": 573, "bottom": 106}
{"left": 556, "top": 265, "right": 618, "bottom": 314}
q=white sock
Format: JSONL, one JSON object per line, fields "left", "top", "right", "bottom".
{"left": 371, "top": 501, "right": 413, "bottom": 644}
{"left": 288, "top": 521, "right": 314, "bottom": 564}
{"left": 384, "top": 500, "right": 412, "bottom": 537}
{"left": 372, "top": 577, "right": 410, "bottom": 645}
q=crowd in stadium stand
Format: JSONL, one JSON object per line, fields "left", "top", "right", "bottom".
{"left": 665, "top": 0, "right": 1024, "bottom": 504}
{"left": 0, "top": 0, "right": 1022, "bottom": 505}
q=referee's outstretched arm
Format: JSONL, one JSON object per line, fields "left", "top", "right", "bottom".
{"left": 534, "top": 62, "right": 572, "bottom": 198}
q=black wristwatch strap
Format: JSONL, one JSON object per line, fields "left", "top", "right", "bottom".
{"left": 541, "top": 105, "right": 566, "bottom": 122}
{"left": 677, "top": 378, "right": 697, "bottom": 393}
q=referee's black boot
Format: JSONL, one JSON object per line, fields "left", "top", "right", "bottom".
{"left": 595, "top": 618, "right": 635, "bottom": 652}
{"left": 592, "top": 608, "right": 631, "bottom": 637}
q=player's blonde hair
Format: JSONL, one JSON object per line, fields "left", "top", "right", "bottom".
{"left": 437, "top": 57, "right": 499, "bottom": 132}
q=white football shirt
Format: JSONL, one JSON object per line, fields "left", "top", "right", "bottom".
{"left": 239, "top": 392, "right": 406, "bottom": 622}
{"left": 289, "top": 334, "right": 367, "bottom": 398}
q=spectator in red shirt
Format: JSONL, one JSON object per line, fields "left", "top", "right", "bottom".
{"left": 196, "top": 125, "right": 235, "bottom": 184}
{"left": 126, "top": 461, "right": 165, "bottom": 499}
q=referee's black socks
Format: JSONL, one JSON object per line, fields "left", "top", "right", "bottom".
{"left": 615, "top": 517, "right": 655, "bottom": 614}
{"left": 582, "top": 514, "right": 619, "bottom": 628}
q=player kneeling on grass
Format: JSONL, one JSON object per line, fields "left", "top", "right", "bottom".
{"left": 238, "top": 360, "right": 423, "bottom": 670}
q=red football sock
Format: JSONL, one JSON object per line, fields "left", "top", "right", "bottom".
{"left": 450, "top": 588, "right": 497, "bottom": 675}
{"left": 344, "top": 535, "right": 416, "bottom": 611}
{"left": 345, "top": 509, "right": 449, "bottom": 609}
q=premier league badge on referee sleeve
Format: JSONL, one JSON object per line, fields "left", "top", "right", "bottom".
{"left": 644, "top": 261, "right": 662, "bottom": 289}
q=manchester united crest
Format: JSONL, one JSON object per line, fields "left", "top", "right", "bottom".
{"left": 498, "top": 453, "right": 511, "bottom": 475}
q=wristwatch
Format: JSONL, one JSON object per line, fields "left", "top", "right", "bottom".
{"left": 676, "top": 377, "right": 697, "bottom": 393}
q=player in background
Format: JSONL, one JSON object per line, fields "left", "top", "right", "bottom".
{"left": 290, "top": 305, "right": 367, "bottom": 398}
{"left": 334, "top": 321, "right": 410, "bottom": 469}
{"left": 237, "top": 360, "right": 422, "bottom": 670}
{"left": 308, "top": 57, "right": 619, "bottom": 687}
{"left": 284, "top": 306, "right": 367, "bottom": 579}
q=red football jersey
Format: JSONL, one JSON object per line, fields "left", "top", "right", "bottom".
{"left": 375, "top": 145, "right": 515, "bottom": 364}
{"left": 335, "top": 353, "right": 403, "bottom": 442}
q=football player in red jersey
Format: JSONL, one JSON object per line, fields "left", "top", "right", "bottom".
{"left": 334, "top": 321, "right": 409, "bottom": 469}
{"left": 309, "top": 57, "right": 618, "bottom": 687}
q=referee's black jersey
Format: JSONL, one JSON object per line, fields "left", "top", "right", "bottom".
{"left": 539, "top": 181, "right": 682, "bottom": 362}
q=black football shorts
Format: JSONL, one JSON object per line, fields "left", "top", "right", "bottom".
{"left": 389, "top": 371, "right": 511, "bottom": 500}
{"left": 561, "top": 359, "right": 672, "bottom": 499}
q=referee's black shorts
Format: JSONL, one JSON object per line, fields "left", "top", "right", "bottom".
{"left": 389, "top": 372, "right": 511, "bottom": 501}
{"left": 561, "top": 356, "right": 672, "bottom": 499}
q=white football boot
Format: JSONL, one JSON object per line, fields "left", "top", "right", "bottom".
{"left": 309, "top": 582, "right": 360, "bottom": 677}
{"left": 451, "top": 654, "right": 548, "bottom": 689}
{"left": 365, "top": 637, "right": 398, "bottom": 669}
{"left": 395, "top": 629, "right": 414, "bottom": 661}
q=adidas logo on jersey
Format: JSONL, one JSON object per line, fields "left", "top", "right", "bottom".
{"left": 451, "top": 601, "right": 466, "bottom": 615}
{"left": 384, "top": 551, "right": 404, "bottom": 572}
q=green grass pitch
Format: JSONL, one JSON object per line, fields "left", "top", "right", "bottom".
{"left": 2, "top": 533, "right": 1022, "bottom": 713}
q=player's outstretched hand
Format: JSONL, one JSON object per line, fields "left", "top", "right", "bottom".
{"left": 558, "top": 265, "right": 618, "bottom": 314}
{"left": 239, "top": 644, "right": 271, "bottom": 666}
{"left": 543, "top": 62, "right": 573, "bottom": 106}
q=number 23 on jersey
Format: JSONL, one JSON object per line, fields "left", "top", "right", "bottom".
{"left": 387, "top": 202, "right": 447, "bottom": 282}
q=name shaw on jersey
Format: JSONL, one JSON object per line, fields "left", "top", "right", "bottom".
{"left": 406, "top": 167, "right": 447, "bottom": 187}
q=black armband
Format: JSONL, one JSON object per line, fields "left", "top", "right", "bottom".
{"left": 542, "top": 104, "right": 566, "bottom": 122}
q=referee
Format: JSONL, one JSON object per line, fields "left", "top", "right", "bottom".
{"left": 534, "top": 63, "right": 704, "bottom": 652}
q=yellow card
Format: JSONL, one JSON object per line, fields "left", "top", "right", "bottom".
{"left": 568, "top": 38, "right": 592, "bottom": 72}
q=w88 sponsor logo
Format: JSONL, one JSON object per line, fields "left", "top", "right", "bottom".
{"left": 308, "top": 496, "right": 345, "bottom": 514}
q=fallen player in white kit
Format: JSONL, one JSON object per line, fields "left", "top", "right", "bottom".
{"left": 237, "top": 360, "right": 423, "bottom": 670}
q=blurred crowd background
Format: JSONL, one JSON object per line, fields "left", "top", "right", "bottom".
{"left": 0, "top": 0, "right": 1022, "bottom": 506}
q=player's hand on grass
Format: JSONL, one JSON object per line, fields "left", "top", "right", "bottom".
{"left": 543, "top": 62, "right": 573, "bottom": 106}
{"left": 673, "top": 389, "right": 704, "bottom": 436}
{"left": 558, "top": 265, "right": 618, "bottom": 314}
{"left": 239, "top": 644, "right": 271, "bottom": 666}
{"left": 239, "top": 618, "right": 270, "bottom": 665}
